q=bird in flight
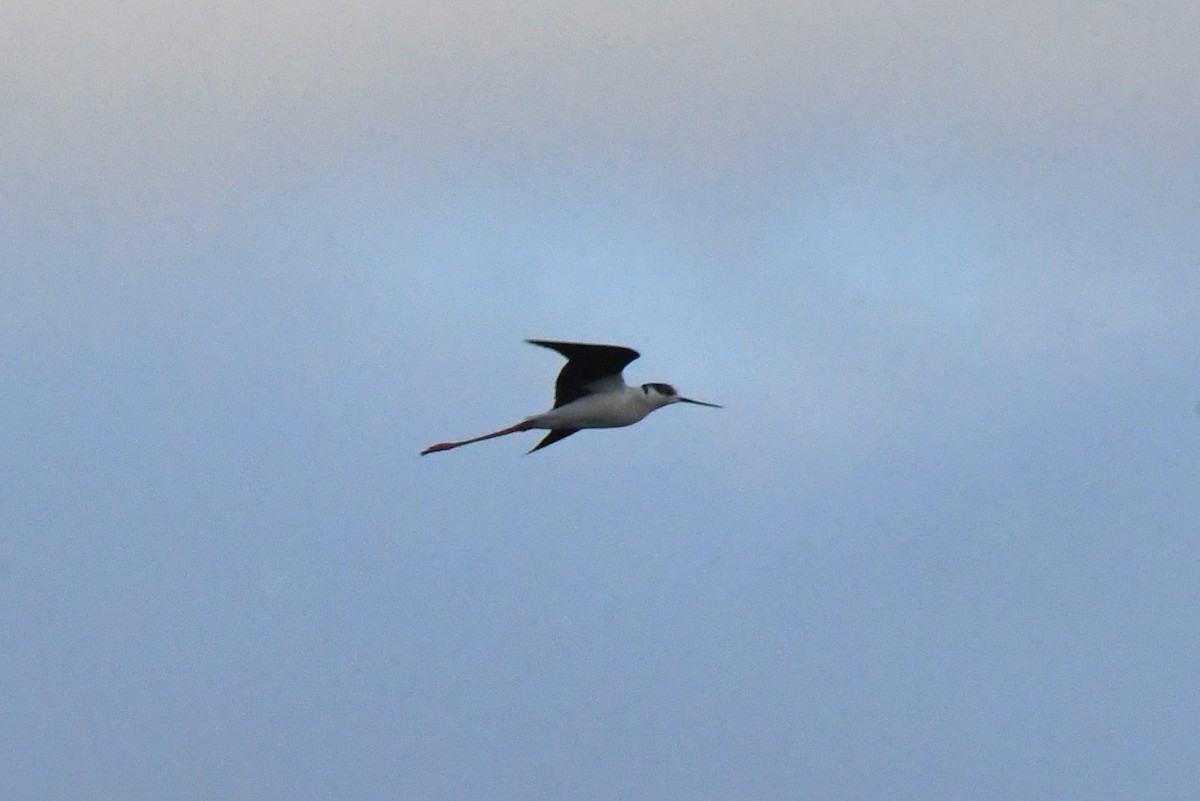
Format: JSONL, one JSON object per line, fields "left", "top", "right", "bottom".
{"left": 421, "top": 339, "right": 721, "bottom": 455}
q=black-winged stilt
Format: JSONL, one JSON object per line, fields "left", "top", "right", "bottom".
{"left": 421, "top": 339, "right": 721, "bottom": 455}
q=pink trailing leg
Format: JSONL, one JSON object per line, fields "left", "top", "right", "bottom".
{"left": 420, "top": 420, "right": 535, "bottom": 455}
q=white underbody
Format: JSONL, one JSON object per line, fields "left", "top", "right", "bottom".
{"left": 523, "top": 387, "right": 663, "bottom": 430}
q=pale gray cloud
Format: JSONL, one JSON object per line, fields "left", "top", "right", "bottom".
{"left": 6, "top": 0, "right": 1196, "bottom": 204}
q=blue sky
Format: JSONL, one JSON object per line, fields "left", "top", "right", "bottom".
{"left": 4, "top": 1, "right": 1199, "bottom": 799}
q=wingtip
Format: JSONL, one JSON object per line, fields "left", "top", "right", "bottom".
{"left": 524, "top": 339, "right": 641, "bottom": 359}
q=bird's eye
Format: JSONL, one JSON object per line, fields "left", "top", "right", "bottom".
{"left": 642, "top": 385, "right": 649, "bottom": 395}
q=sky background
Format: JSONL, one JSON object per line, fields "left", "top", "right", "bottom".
{"left": 4, "top": 1, "right": 1199, "bottom": 798}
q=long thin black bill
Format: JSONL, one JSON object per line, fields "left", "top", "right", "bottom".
{"left": 679, "top": 397, "right": 722, "bottom": 408}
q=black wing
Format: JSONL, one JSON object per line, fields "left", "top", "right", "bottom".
{"left": 525, "top": 339, "right": 641, "bottom": 407}
{"left": 527, "top": 428, "right": 579, "bottom": 453}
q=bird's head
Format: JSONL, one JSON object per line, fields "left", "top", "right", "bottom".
{"left": 640, "top": 382, "right": 722, "bottom": 410}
